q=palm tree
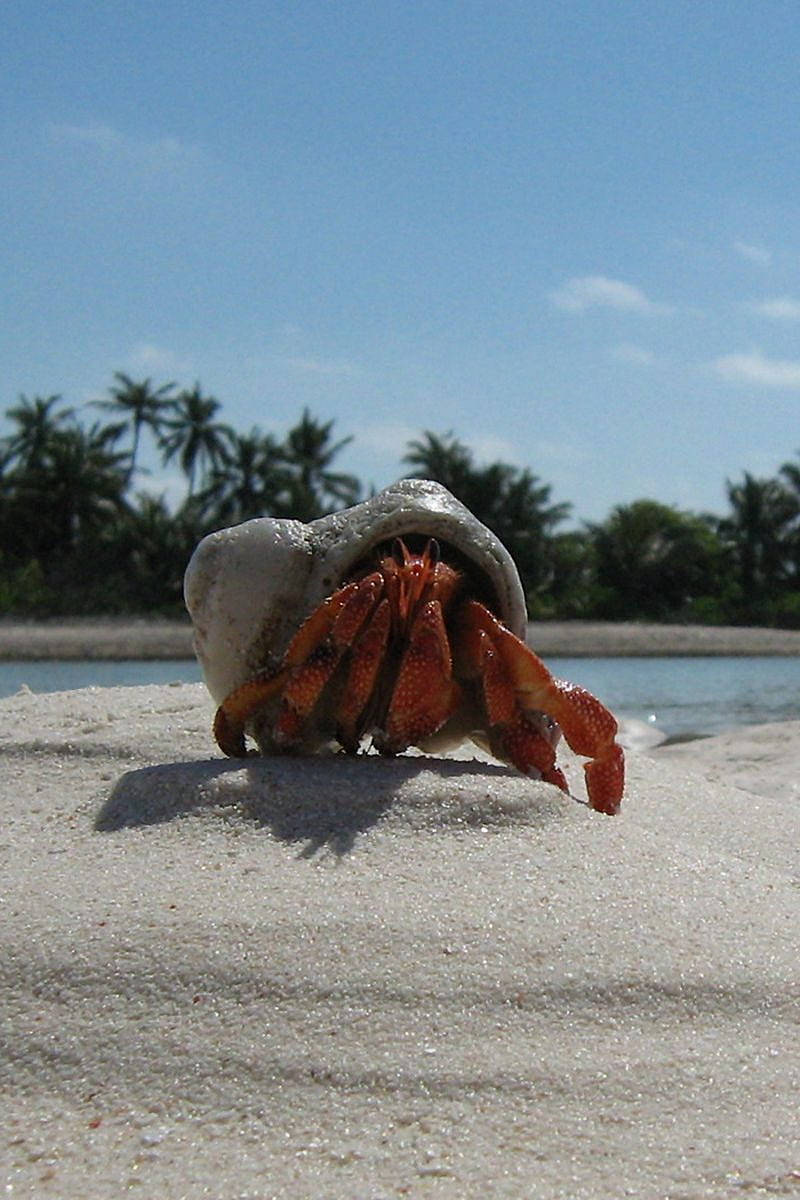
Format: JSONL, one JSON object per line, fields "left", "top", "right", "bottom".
{"left": 8, "top": 421, "right": 129, "bottom": 557}
{"left": 403, "top": 431, "right": 475, "bottom": 499}
{"left": 404, "top": 431, "right": 569, "bottom": 535}
{"left": 720, "top": 471, "right": 796, "bottom": 609}
{"left": 2, "top": 394, "right": 74, "bottom": 470}
{"left": 197, "top": 427, "right": 291, "bottom": 525}
{"left": 589, "top": 499, "right": 724, "bottom": 620}
{"left": 104, "top": 493, "right": 199, "bottom": 611}
{"left": 159, "top": 384, "right": 232, "bottom": 496}
{"left": 282, "top": 409, "right": 360, "bottom": 520}
{"left": 779, "top": 452, "right": 800, "bottom": 582}
{"left": 780, "top": 451, "right": 800, "bottom": 500}
{"left": 403, "top": 430, "right": 570, "bottom": 603}
{"left": 93, "top": 372, "right": 177, "bottom": 483}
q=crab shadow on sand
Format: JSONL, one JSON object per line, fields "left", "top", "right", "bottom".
{"left": 94, "top": 753, "right": 569, "bottom": 856}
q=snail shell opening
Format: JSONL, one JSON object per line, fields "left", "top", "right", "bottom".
{"left": 185, "top": 479, "right": 527, "bottom": 706}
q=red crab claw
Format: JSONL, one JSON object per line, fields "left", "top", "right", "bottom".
{"left": 456, "top": 600, "right": 624, "bottom": 815}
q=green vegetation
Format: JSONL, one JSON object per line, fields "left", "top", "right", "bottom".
{"left": 1, "top": 376, "right": 799, "bottom": 625}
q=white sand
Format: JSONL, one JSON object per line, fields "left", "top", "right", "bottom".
{"left": 1, "top": 683, "right": 798, "bottom": 1198}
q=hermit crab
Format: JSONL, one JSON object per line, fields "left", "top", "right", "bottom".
{"left": 184, "top": 480, "right": 624, "bottom": 814}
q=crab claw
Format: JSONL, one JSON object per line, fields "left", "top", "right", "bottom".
{"left": 213, "top": 665, "right": 290, "bottom": 757}
{"left": 213, "top": 573, "right": 384, "bottom": 756}
{"left": 457, "top": 601, "right": 624, "bottom": 815}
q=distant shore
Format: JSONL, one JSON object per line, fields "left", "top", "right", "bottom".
{"left": 1, "top": 616, "right": 799, "bottom": 660}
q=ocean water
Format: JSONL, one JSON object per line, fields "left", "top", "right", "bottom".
{"left": 0, "top": 659, "right": 203, "bottom": 699}
{"left": 0, "top": 655, "right": 797, "bottom": 740}
{"left": 550, "top": 655, "right": 800, "bottom": 739}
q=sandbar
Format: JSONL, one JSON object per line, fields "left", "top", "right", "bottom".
{"left": 1, "top": 617, "right": 799, "bottom": 659}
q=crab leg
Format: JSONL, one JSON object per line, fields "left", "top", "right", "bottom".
{"left": 456, "top": 616, "right": 570, "bottom": 793}
{"left": 457, "top": 600, "right": 624, "bottom": 814}
{"left": 213, "top": 573, "right": 384, "bottom": 756}
{"left": 273, "top": 574, "right": 384, "bottom": 745}
{"left": 335, "top": 597, "right": 392, "bottom": 751}
{"left": 378, "top": 598, "right": 461, "bottom": 754}
{"left": 213, "top": 664, "right": 292, "bottom": 757}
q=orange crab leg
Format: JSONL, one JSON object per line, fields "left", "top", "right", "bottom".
{"left": 498, "top": 710, "right": 570, "bottom": 794}
{"left": 213, "top": 665, "right": 292, "bottom": 757}
{"left": 456, "top": 616, "right": 570, "bottom": 793}
{"left": 335, "top": 596, "right": 392, "bottom": 751}
{"left": 274, "top": 573, "right": 384, "bottom": 745}
{"left": 490, "top": 628, "right": 624, "bottom": 814}
{"left": 379, "top": 598, "right": 461, "bottom": 753}
{"left": 457, "top": 600, "right": 624, "bottom": 814}
{"left": 213, "top": 573, "right": 384, "bottom": 756}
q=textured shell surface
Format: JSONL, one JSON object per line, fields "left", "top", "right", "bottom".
{"left": 184, "top": 479, "right": 527, "bottom": 705}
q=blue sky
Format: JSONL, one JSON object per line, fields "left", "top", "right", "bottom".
{"left": 3, "top": 0, "right": 800, "bottom": 523}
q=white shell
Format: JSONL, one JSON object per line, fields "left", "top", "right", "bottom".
{"left": 184, "top": 479, "right": 527, "bottom": 707}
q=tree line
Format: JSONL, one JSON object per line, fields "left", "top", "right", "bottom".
{"left": 1, "top": 373, "right": 799, "bottom": 626}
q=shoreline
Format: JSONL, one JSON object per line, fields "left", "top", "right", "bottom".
{"left": 1, "top": 616, "right": 799, "bottom": 660}
{"left": 529, "top": 619, "right": 800, "bottom": 657}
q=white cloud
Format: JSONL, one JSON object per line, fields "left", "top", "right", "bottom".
{"left": 748, "top": 296, "right": 800, "bottom": 321}
{"left": 550, "top": 275, "right": 667, "bottom": 314}
{"left": 608, "top": 342, "right": 656, "bottom": 365}
{"left": 48, "top": 121, "right": 201, "bottom": 173}
{"left": 712, "top": 350, "right": 800, "bottom": 388}
{"left": 733, "top": 240, "right": 772, "bottom": 267}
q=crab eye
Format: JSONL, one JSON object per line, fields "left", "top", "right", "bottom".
{"left": 426, "top": 538, "right": 440, "bottom": 564}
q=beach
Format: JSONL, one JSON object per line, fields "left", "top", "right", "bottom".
{"left": 1, "top": 677, "right": 798, "bottom": 1198}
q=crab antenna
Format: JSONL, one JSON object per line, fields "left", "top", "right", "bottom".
{"left": 425, "top": 538, "right": 440, "bottom": 564}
